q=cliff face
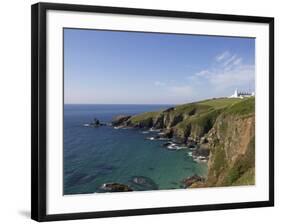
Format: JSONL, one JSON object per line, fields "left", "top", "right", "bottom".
{"left": 205, "top": 115, "right": 255, "bottom": 186}
{"left": 113, "top": 97, "right": 255, "bottom": 187}
{"left": 205, "top": 99, "right": 255, "bottom": 186}
{"left": 124, "top": 103, "right": 222, "bottom": 143}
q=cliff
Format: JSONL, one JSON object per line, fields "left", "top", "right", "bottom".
{"left": 113, "top": 97, "right": 255, "bottom": 187}
{"left": 205, "top": 98, "right": 255, "bottom": 186}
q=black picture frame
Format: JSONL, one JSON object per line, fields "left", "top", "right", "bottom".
{"left": 31, "top": 2, "right": 274, "bottom": 222}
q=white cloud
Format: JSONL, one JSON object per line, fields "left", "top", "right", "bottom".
{"left": 184, "top": 51, "right": 254, "bottom": 98}
{"left": 215, "top": 51, "right": 243, "bottom": 69}
{"left": 208, "top": 65, "right": 254, "bottom": 89}
{"left": 215, "top": 51, "right": 230, "bottom": 62}
{"left": 151, "top": 51, "right": 254, "bottom": 103}
{"left": 154, "top": 81, "right": 166, "bottom": 87}
{"left": 232, "top": 58, "right": 242, "bottom": 66}
{"left": 222, "top": 55, "right": 237, "bottom": 67}
{"left": 195, "top": 70, "right": 210, "bottom": 77}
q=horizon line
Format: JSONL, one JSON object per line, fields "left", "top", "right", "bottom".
{"left": 63, "top": 96, "right": 235, "bottom": 105}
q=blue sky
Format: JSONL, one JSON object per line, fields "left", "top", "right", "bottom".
{"left": 64, "top": 28, "right": 255, "bottom": 104}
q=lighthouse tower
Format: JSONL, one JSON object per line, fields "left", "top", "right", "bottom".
{"left": 228, "top": 88, "right": 254, "bottom": 99}
{"left": 229, "top": 88, "right": 238, "bottom": 98}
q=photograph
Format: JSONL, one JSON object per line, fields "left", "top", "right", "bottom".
{"left": 63, "top": 28, "right": 255, "bottom": 195}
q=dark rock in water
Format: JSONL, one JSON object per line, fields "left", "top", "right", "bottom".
{"left": 91, "top": 118, "right": 106, "bottom": 127}
{"left": 158, "top": 129, "right": 173, "bottom": 139}
{"left": 84, "top": 118, "right": 106, "bottom": 127}
{"left": 183, "top": 175, "right": 205, "bottom": 188}
{"left": 112, "top": 115, "right": 131, "bottom": 126}
{"left": 93, "top": 118, "right": 100, "bottom": 126}
{"left": 188, "top": 144, "right": 197, "bottom": 149}
{"left": 171, "top": 135, "right": 186, "bottom": 144}
{"left": 148, "top": 167, "right": 155, "bottom": 171}
{"left": 186, "top": 140, "right": 197, "bottom": 148}
{"left": 162, "top": 141, "right": 184, "bottom": 151}
{"left": 100, "top": 183, "right": 133, "bottom": 192}
{"left": 192, "top": 146, "right": 209, "bottom": 163}
{"left": 130, "top": 176, "right": 158, "bottom": 190}
{"left": 192, "top": 146, "right": 210, "bottom": 157}
{"left": 162, "top": 142, "right": 172, "bottom": 147}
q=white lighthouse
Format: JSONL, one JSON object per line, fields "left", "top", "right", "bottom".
{"left": 229, "top": 89, "right": 254, "bottom": 99}
{"left": 229, "top": 88, "right": 238, "bottom": 98}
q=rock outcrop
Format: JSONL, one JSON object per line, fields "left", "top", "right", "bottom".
{"left": 112, "top": 115, "right": 131, "bottom": 126}
{"left": 183, "top": 175, "right": 205, "bottom": 187}
{"left": 100, "top": 183, "right": 133, "bottom": 192}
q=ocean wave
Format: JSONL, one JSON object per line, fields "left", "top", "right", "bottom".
{"left": 141, "top": 131, "right": 150, "bottom": 134}
{"left": 149, "top": 128, "right": 161, "bottom": 132}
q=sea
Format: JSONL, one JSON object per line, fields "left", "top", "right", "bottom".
{"left": 64, "top": 104, "right": 207, "bottom": 195}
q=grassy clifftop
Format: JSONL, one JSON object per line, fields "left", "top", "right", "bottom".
{"left": 126, "top": 97, "right": 253, "bottom": 141}
{"left": 114, "top": 97, "right": 255, "bottom": 187}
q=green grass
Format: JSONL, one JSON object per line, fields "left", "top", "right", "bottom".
{"left": 225, "top": 97, "right": 255, "bottom": 116}
{"left": 175, "top": 108, "right": 222, "bottom": 136}
{"left": 128, "top": 97, "right": 254, "bottom": 131}
{"left": 190, "top": 109, "right": 221, "bottom": 132}
{"left": 224, "top": 136, "right": 255, "bottom": 185}
{"left": 129, "top": 111, "right": 159, "bottom": 124}
{"left": 174, "top": 103, "right": 211, "bottom": 115}
{"left": 212, "top": 146, "right": 227, "bottom": 176}
{"left": 198, "top": 97, "right": 243, "bottom": 109}
{"left": 233, "top": 168, "right": 255, "bottom": 185}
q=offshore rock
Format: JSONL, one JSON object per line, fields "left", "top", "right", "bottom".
{"left": 100, "top": 183, "right": 133, "bottom": 192}
{"left": 183, "top": 175, "right": 205, "bottom": 188}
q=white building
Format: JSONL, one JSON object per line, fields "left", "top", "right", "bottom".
{"left": 229, "top": 89, "right": 255, "bottom": 99}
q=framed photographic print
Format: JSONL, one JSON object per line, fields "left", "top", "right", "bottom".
{"left": 31, "top": 2, "right": 274, "bottom": 222}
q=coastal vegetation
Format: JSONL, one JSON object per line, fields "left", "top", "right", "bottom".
{"left": 112, "top": 97, "right": 255, "bottom": 188}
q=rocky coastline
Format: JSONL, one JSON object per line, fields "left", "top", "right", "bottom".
{"left": 82, "top": 97, "right": 255, "bottom": 191}
{"left": 109, "top": 115, "right": 210, "bottom": 190}
{"left": 109, "top": 97, "right": 255, "bottom": 188}
{"left": 111, "top": 115, "right": 210, "bottom": 162}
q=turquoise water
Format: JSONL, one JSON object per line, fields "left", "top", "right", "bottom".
{"left": 64, "top": 104, "right": 207, "bottom": 195}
